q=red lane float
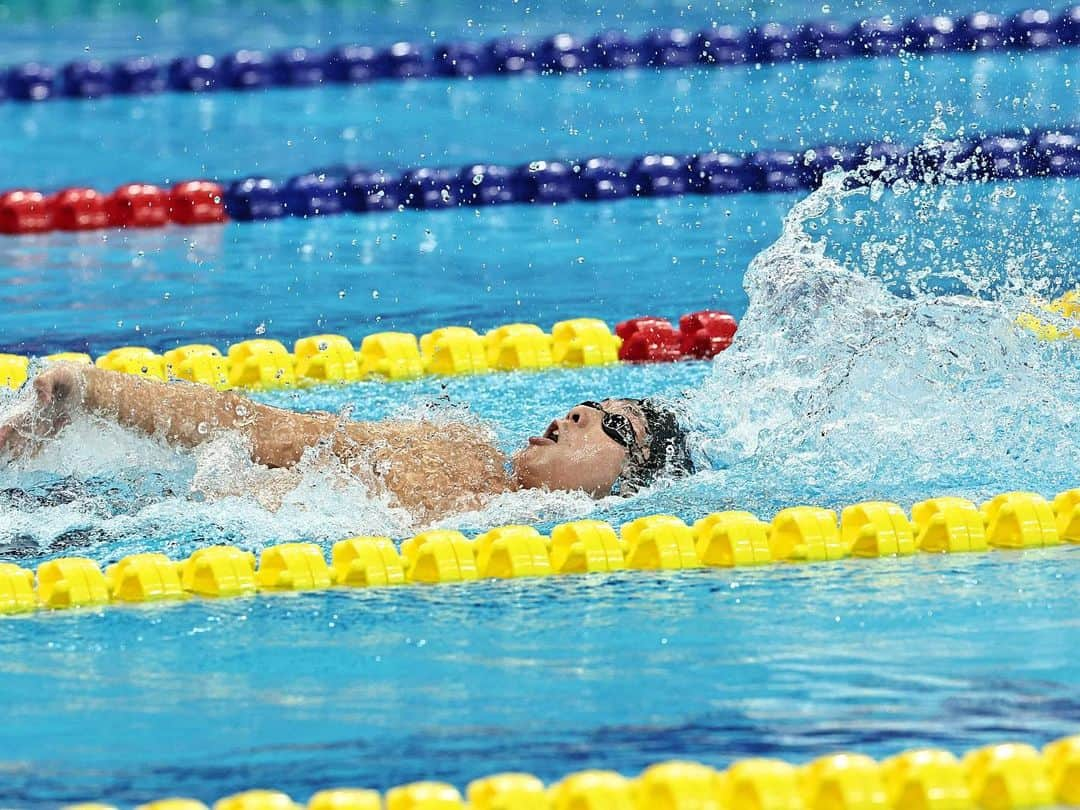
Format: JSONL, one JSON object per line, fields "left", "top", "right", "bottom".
{"left": 0, "top": 180, "right": 229, "bottom": 236}
{"left": 679, "top": 310, "right": 738, "bottom": 358}
{"left": 0, "top": 190, "right": 53, "bottom": 234}
{"left": 105, "top": 183, "right": 171, "bottom": 228}
{"left": 615, "top": 310, "right": 738, "bottom": 363}
{"left": 169, "top": 180, "right": 227, "bottom": 225}
{"left": 51, "top": 187, "right": 110, "bottom": 231}
{"left": 616, "top": 317, "right": 683, "bottom": 363}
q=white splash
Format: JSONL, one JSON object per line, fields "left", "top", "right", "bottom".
{"left": 682, "top": 141, "right": 1080, "bottom": 507}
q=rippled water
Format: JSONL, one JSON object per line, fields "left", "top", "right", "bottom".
{"left": 1, "top": 0, "right": 1057, "bottom": 64}
{"left": 1, "top": 547, "right": 1076, "bottom": 807}
{"left": 2, "top": 49, "right": 1077, "bottom": 192}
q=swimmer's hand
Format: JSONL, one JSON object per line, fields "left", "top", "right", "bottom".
{"left": 0, "top": 363, "right": 86, "bottom": 461}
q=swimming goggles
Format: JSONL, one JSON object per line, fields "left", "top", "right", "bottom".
{"left": 579, "top": 401, "right": 644, "bottom": 460}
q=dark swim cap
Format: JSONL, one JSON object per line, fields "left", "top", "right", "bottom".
{"left": 616, "top": 398, "right": 695, "bottom": 494}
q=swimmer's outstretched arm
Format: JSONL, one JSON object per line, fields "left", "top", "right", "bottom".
{"left": 0, "top": 364, "right": 371, "bottom": 467}
{"left": 1, "top": 364, "right": 516, "bottom": 518}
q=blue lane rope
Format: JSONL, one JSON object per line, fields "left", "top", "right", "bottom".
{"left": 222, "top": 128, "right": 1080, "bottom": 220}
{"left": 2, "top": 129, "right": 1076, "bottom": 236}
{"left": 2, "top": 7, "right": 1078, "bottom": 103}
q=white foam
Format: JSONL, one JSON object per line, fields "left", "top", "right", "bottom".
{"left": 683, "top": 133, "right": 1080, "bottom": 504}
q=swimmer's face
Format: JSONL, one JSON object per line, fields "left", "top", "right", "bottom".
{"left": 512, "top": 399, "right": 647, "bottom": 497}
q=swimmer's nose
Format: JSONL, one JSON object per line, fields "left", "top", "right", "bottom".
{"left": 567, "top": 404, "right": 593, "bottom": 427}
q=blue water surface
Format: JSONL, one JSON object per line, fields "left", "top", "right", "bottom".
{"left": 1, "top": 0, "right": 1066, "bottom": 63}
{"left": 1, "top": 49, "right": 1076, "bottom": 191}
{"left": 0, "top": 547, "right": 1076, "bottom": 807}
{"left": 1, "top": 176, "right": 1077, "bottom": 357}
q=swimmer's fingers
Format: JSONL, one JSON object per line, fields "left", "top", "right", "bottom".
{"left": 33, "top": 364, "right": 85, "bottom": 412}
{"left": 0, "top": 365, "right": 85, "bottom": 462}
{"left": 0, "top": 421, "right": 18, "bottom": 459}
{"left": 0, "top": 407, "right": 73, "bottom": 462}
{"left": 0, "top": 413, "right": 40, "bottom": 461}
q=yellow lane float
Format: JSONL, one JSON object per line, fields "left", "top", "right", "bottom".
{"left": 67, "top": 734, "right": 1080, "bottom": 810}
{"left": 6, "top": 487, "right": 1078, "bottom": 619}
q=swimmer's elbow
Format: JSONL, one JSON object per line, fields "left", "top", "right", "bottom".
{"left": 250, "top": 429, "right": 306, "bottom": 469}
{"left": 249, "top": 409, "right": 343, "bottom": 468}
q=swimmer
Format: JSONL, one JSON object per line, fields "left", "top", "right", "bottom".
{"left": 0, "top": 364, "right": 694, "bottom": 520}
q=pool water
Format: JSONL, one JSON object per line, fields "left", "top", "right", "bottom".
{"left": 1, "top": 548, "right": 1077, "bottom": 806}
{"left": 1, "top": 0, "right": 1079, "bottom": 807}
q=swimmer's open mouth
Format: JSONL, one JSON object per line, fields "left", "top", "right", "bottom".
{"left": 528, "top": 421, "right": 560, "bottom": 447}
{"left": 544, "top": 421, "right": 560, "bottom": 443}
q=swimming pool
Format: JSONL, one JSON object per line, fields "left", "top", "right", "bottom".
{"left": 1, "top": 0, "right": 1079, "bottom": 807}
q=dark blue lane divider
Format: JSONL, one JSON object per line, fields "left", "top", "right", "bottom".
{"left": 225, "top": 128, "right": 1080, "bottom": 220}
{"left": 2, "top": 7, "right": 1079, "bottom": 104}
{"left": 2, "top": 129, "right": 1077, "bottom": 235}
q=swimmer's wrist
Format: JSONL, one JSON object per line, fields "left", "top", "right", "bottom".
{"left": 61, "top": 365, "right": 88, "bottom": 416}
{"left": 76, "top": 365, "right": 107, "bottom": 414}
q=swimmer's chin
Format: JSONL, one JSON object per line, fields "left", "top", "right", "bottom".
{"left": 510, "top": 444, "right": 547, "bottom": 490}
